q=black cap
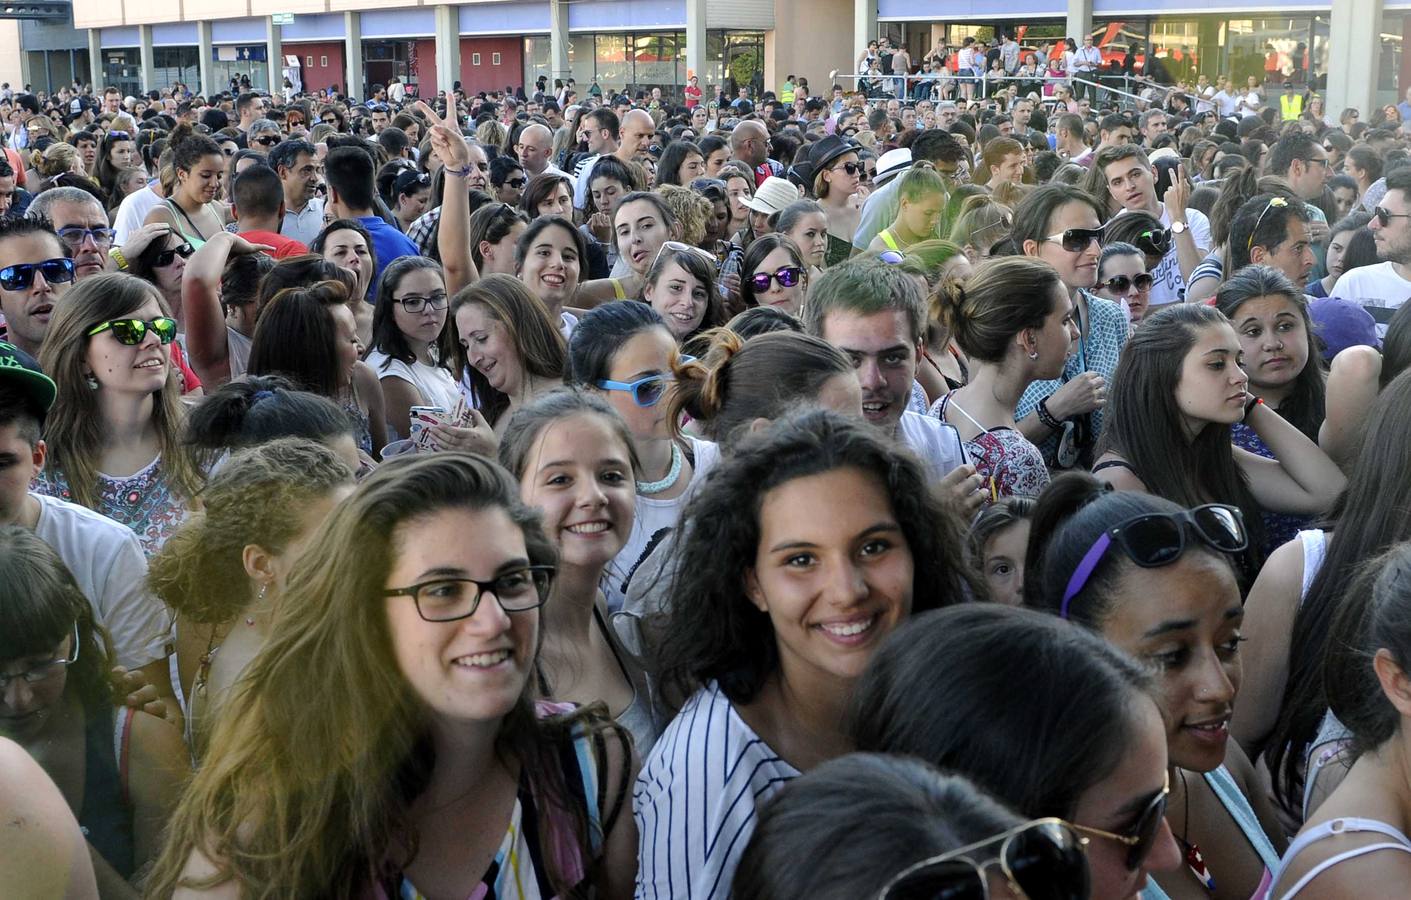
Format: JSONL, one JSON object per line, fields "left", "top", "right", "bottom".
{"left": 0, "top": 340, "right": 57, "bottom": 420}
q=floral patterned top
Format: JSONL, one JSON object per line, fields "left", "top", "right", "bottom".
{"left": 933, "top": 394, "right": 1050, "bottom": 501}
{"left": 33, "top": 456, "right": 189, "bottom": 557}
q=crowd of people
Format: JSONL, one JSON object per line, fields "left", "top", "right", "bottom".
{"left": 0, "top": 57, "right": 1410, "bottom": 899}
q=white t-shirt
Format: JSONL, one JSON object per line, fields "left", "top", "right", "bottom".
{"left": 572, "top": 153, "right": 603, "bottom": 211}
{"left": 1333, "top": 261, "right": 1411, "bottom": 335}
{"left": 896, "top": 411, "right": 968, "bottom": 481}
{"left": 113, "top": 184, "right": 164, "bottom": 245}
{"left": 387, "top": 82, "right": 406, "bottom": 104}
{"left": 1213, "top": 90, "right": 1239, "bottom": 117}
{"left": 364, "top": 349, "right": 462, "bottom": 424}
{"left": 31, "top": 492, "right": 170, "bottom": 669}
{"left": 1141, "top": 205, "right": 1212, "bottom": 305}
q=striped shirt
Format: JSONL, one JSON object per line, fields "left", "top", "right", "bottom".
{"left": 633, "top": 681, "right": 800, "bottom": 900}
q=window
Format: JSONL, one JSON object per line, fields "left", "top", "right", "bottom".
{"left": 473, "top": 52, "right": 482, "bottom": 66}
{"left": 1149, "top": 17, "right": 1202, "bottom": 83}
{"left": 306, "top": 55, "right": 313, "bottom": 67}
{"left": 1226, "top": 18, "right": 1312, "bottom": 89}
{"left": 595, "top": 33, "right": 629, "bottom": 90}
{"left": 493, "top": 52, "right": 502, "bottom": 66}
{"left": 634, "top": 33, "right": 680, "bottom": 88}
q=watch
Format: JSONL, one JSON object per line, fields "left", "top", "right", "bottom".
{"left": 1169, "top": 221, "right": 1189, "bottom": 235}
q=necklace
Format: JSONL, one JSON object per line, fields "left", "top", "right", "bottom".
{"left": 637, "top": 442, "right": 683, "bottom": 494}
{"left": 1176, "top": 768, "right": 1217, "bottom": 892}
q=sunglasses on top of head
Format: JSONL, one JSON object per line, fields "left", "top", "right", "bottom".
{"left": 877, "top": 818, "right": 1090, "bottom": 900}
{"left": 86, "top": 316, "right": 179, "bottom": 346}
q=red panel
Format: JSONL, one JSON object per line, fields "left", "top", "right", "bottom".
{"left": 287, "top": 41, "right": 346, "bottom": 95}
{"left": 458, "top": 37, "right": 525, "bottom": 95}
{"left": 414, "top": 38, "right": 437, "bottom": 97}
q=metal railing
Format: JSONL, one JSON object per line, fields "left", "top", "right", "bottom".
{"left": 831, "top": 71, "right": 1154, "bottom": 110}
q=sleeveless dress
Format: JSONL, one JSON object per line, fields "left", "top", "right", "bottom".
{"left": 1139, "top": 765, "right": 1280, "bottom": 900}
{"left": 1270, "top": 818, "right": 1411, "bottom": 898}
{"left": 932, "top": 394, "right": 1050, "bottom": 500}
{"left": 80, "top": 705, "right": 138, "bottom": 880}
{"left": 373, "top": 703, "right": 627, "bottom": 900}
{"left": 824, "top": 232, "right": 853, "bottom": 268}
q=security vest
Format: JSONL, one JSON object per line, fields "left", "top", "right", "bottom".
{"left": 781, "top": 82, "right": 796, "bottom": 104}
{"left": 1281, "top": 93, "right": 1303, "bottom": 121}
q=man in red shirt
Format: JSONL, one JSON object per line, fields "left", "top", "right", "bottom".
{"left": 230, "top": 164, "right": 308, "bottom": 258}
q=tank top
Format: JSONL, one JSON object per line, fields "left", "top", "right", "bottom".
{"left": 164, "top": 198, "right": 209, "bottom": 249}
{"left": 933, "top": 393, "right": 1050, "bottom": 500}
{"left": 1271, "top": 817, "right": 1411, "bottom": 898}
{"left": 80, "top": 705, "right": 137, "bottom": 880}
{"left": 877, "top": 228, "right": 902, "bottom": 252}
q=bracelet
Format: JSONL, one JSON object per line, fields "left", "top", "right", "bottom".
{"left": 611, "top": 278, "right": 626, "bottom": 300}
{"left": 444, "top": 163, "right": 472, "bottom": 179}
{"left": 1244, "top": 395, "right": 1264, "bottom": 417}
{"left": 1036, "top": 397, "right": 1063, "bottom": 431}
{"left": 108, "top": 247, "right": 128, "bottom": 270}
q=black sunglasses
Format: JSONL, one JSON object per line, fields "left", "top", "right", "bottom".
{"left": 1373, "top": 206, "right": 1411, "bottom": 228}
{"left": 254, "top": 134, "right": 280, "bottom": 146}
{"left": 879, "top": 819, "right": 1090, "bottom": 900}
{"left": 0, "top": 257, "right": 75, "bottom": 292}
{"left": 1045, "top": 227, "right": 1105, "bottom": 253}
{"left": 1068, "top": 777, "right": 1171, "bottom": 871}
{"left": 833, "top": 161, "right": 862, "bottom": 175}
{"left": 1060, "top": 505, "right": 1246, "bottom": 618}
{"left": 1138, "top": 228, "right": 1172, "bottom": 256}
{"left": 749, "top": 265, "right": 803, "bottom": 292}
{"left": 1102, "top": 273, "right": 1154, "bottom": 294}
{"left": 506, "top": 177, "right": 527, "bottom": 188}
{"left": 154, "top": 243, "right": 195, "bottom": 267}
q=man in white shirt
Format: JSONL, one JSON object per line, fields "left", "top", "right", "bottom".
{"left": 572, "top": 108, "right": 624, "bottom": 212}
{"left": 269, "top": 139, "right": 325, "bottom": 247}
{"left": 1337, "top": 169, "right": 1411, "bottom": 330}
{"left": 1070, "top": 35, "right": 1103, "bottom": 102}
{"left": 1096, "top": 144, "right": 1210, "bottom": 305}
{"left": 0, "top": 342, "right": 175, "bottom": 701}
{"left": 1211, "top": 76, "right": 1239, "bottom": 118}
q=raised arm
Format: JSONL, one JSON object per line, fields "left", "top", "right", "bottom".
{"left": 181, "top": 232, "right": 273, "bottom": 387}
{"left": 1236, "top": 400, "right": 1347, "bottom": 515}
{"left": 417, "top": 100, "right": 480, "bottom": 295}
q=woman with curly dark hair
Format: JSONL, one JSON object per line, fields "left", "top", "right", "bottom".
{"left": 635, "top": 408, "right": 983, "bottom": 900}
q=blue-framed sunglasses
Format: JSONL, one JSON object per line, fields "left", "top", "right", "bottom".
{"left": 596, "top": 356, "right": 695, "bottom": 407}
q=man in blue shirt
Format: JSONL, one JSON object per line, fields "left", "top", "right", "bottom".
{"left": 324, "top": 144, "right": 419, "bottom": 293}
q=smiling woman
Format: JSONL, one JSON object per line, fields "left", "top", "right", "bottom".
{"left": 141, "top": 123, "right": 228, "bottom": 248}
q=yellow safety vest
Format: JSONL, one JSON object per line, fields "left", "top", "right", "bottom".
{"left": 781, "top": 82, "right": 796, "bottom": 104}
{"left": 1281, "top": 93, "right": 1303, "bottom": 120}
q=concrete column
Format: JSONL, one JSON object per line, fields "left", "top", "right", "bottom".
{"left": 435, "top": 5, "right": 459, "bottom": 99}
{"left": 853, "top": 0, "right": 874, "bottom": 76}
{"left": 197, "top": 20, "right": 213, "bottom": 98}
{"left": 1327, "top": 0, "right": 1381, "bottom": 118}
{"left": 344, "top": 11, "right": 363, "bottom": 99}
{"left": 266, "top": 18, "right": 283, "bottom": 94}
{"left": 1066, "top": 0, "right": 1093, "bottom": 49}
{"left": 685, "top": 0, "right": 706, "bottom": 90}
{"left": 138, "top": 24, "right": 155, "bottom": 94}
{"left": 549, "top": 0, "right": 570, "bottom": 83}
{"left": 87, "top": 27, "right": 104, "bottom": 92}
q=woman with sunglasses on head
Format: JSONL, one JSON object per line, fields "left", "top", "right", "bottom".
{"left": 1215, "top": 266, "right": 1327, "bottom": 555}
{"left": 0, "top": 527, "right": 188, "bottom": 899}
{"left": 388, "top": 169, "right": 431, "bottom": 235}
{"left": 736, "top": 753, "right": 1092, "bottom": 900}
{"left": 142, "top": 123, "right": 228, "bottom": 248}
{"left": 642, "top": 240, "right": 727, "bottom": 345}
{"left": 1092, "top": 304, "right": 1345, "bottom": 570}
{"left": 145, "top": 453, "right": 639, "bottom": 899}
{"left": 1266, "top": 542, "right": 1411, "bottom": 897}
{"left": 566, "top": 302, "right": 719, "bottom": 612}
{"left": 932, "top": 256, "right": 1072, "bottom": 501}
{"left": 32, "top": 274, "right": 201, "bottom": 555}
{"left": 499, "top": 388, "right": 665, "bottom": 753}
{"left": 1011, "top": 184, "right": 1127, "bottom": 472}
{"left": 638, "top": 408, "right": 979, "bottom": 900}
{"left": 855, "top": 602, "right": 1182, "bottom": 900}
{"left": 1096, "top": 241, "right": 1156, "bottom": 332}
{"left": 452, "top": 273, "right": 568, "bottom": 438}
{"left": 149, "top": 438, "right": 354, "bottom": 760}
{"left": 1024, "top": 473, "right": 1286, "bottom": 900}
{"left": 739, "top": 233, "right": 808, "bottom": 316}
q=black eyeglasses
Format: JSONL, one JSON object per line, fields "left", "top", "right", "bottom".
{"left": 395, "top": 292, "right": 449, "bottom": 314}
{"left": 1068, "top": 775, "right": 1171, "bottom": 871}
{"left": 384, "top": 565, "right": 555, "bottom": 622}
{"left": 154, "top": 243, "right": 194, "bottom": 267}
{"left": 1101, "top": 273, "right": 1154, "bottom": 294}
{"left": 878, "top": 818, "right": 1090, "bottom": 900}
{"left": 57, "top": 226, "right": 117, "bottom": 248}
{"left": 1043, "top": 227, "right": 1104, "bottom": 253}
{"left": 0, "top": 257, "right": 75, "bottom": 292}
{"left": 1373, "top": 206, "right": 1411, "bottom": 228}
{"left": 1060, "top": 505, "right": 1246, "bottom": 618}
{"left": 749, "top": 265, "right": 804, "bottom": 292}
{"left": 87, "top": 316, "right": 179, "bottom": 346}
{"left": 0, "top": 623, "right": 81, "bottom": 691}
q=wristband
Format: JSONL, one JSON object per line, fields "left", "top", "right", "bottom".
{"left": 611, "top": 278, "right": 626, "bottom": 300}
{"left": 109, "top": 247, "right": 128, "bottom": 271}
{"left": 444, "top": 163, "right": 472, "bottom": 179}
{"left": 1036, "top": 397, "right": 1063, "bottom": 431}
{"left": 1244, "top": 395, "right": 1263, "bottom": 416}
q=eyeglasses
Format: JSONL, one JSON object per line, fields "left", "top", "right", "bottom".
{"left": 1043, "top": 227, "right": 1104, "bottom": 253}
{"left": 0, "top": 623, "right": 81, "bottom": 692}
{"left": 254, "top": 134, "right": 280, "bottom": 147}
{"left": 1060, "top": 505, "right": 1247, "bottom": 618}
{"left": 749, "top": 265, "right": 804, "bottom": 292}
{"left": 506, "top": 177, "right": 527, "bottom": 189}
{"left": 0, "top": 257, "right": 75, "bottom": 292}
{"left": 1246, "top": 196, "right": 1288, "bottom": 252}
{"left": 596, "top": 357, "right": 694, "bottom": 407}
{"left": 86, "top": 316, "right": 179, "bottom": 345}
{"left": 877, "top": 818, "right": 1089, "bottom": 900}
{"left": 395, "top": 292, "right": 449, "bottom": 314}
{"left": 1068, "top": 775, "right": 1171, "bottom": 871}
{"left": 154, "top": 243, "right": 194, "bottom": 267}
{"left": 384, "top": 565, "right": 555, "bottom": 623}
{"left": 1101, "top": 273, "right": 1154, "bottom": 294}
{"left": 56, "top": 226, "right": 116, "bottom": 248}
{"left": 1373, "top": 206, "right": 1411, "bottom": 228}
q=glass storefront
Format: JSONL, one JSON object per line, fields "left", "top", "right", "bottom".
{"left": 102, "top": 48, "right": 143, "bottom": 98}
{"left": 525, "top": 30, "right": 753, "bottom": 102}
{"left": 153, "top": 47, "right": 199, "bottom": 91}
{"left": 23, "top": 49, "right": 90, "bottom": 95}
{"left": 363, "top": 40, "right": 419, "bottom": 98}
{"left": 211, "top": 46, "right": 268, "bottom": 96}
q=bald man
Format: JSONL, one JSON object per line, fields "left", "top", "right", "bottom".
{"left": 730, "top": 119, "right": 783, "bottom": 187}
{"left": 616, "top": 109, "right": 656, "bottom": 167}
{"left": 516, "top": 122, "right": 571, "bottom": 181}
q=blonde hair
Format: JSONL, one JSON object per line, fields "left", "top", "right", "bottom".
{"left": 657, "top": 184, "right": 713, "bottom": 247}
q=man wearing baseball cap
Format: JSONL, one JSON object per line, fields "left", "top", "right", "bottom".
{"left": 0, "top": 340, "right": 176, "bottom": 711}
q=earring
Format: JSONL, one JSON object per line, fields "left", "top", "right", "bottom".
{"left": 84, "top": 373, "right": 98, "bottom": 390}
{"left": 1027, "top": 350, "right": 1039, "bottom": 360}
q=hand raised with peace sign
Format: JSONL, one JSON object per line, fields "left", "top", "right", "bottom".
{"left": 414, "top": 99, "right": 470, "bottom": 171}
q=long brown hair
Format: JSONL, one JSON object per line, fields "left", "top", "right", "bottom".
{"left": 144, "top": 454, "right": 621, "bottom": 897}
{"left": 449, "top": 274, "right": 567, "bottom": 426}
{"left": 37, "top": 273, "right": 201, "bottom": 510}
